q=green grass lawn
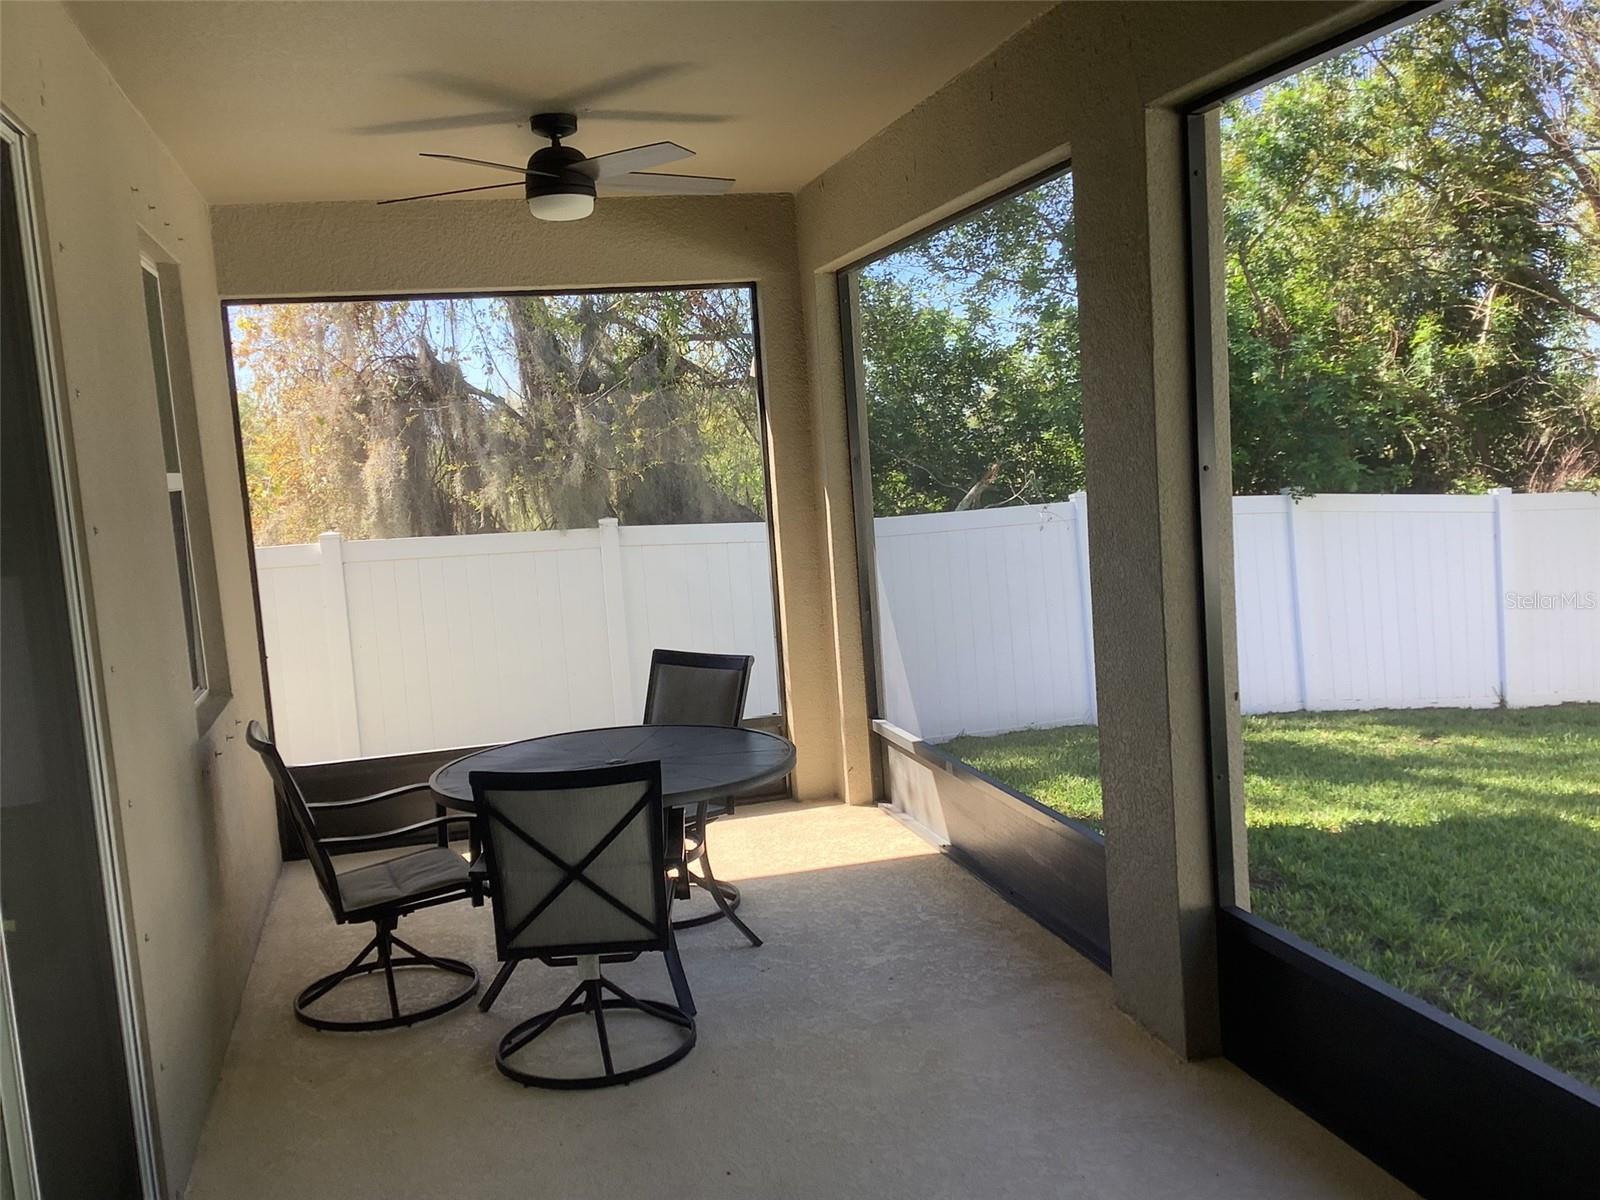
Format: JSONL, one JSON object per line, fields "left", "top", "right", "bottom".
{"left": 942, "top": 705, "right": 1600, "bottom": 1090}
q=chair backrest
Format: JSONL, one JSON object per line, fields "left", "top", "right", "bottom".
{"left": 246, "top": 720, "right": 344, "bottom": 922}
{"left": 642, "top": 648, "right": 753, "bottom": 728}
{"left": 470, "top": 763, "right": 668, "bottom": 962}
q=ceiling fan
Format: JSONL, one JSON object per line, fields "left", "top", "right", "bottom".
{"left": 378, "top": 111, "right": 734, "bottom": 220}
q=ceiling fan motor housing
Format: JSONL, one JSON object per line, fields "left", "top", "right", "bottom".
{"left": 525, "top": 143, "right": 597, "bottom": 205}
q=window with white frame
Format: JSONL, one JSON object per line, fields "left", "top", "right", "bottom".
{"left": 140, "top": 259, "right": 221, "bottom": 710}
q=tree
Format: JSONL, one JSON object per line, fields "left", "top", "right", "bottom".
{"left": 233, "top": 288, "right": 765, "bottom": 544}
{"left": 500, "top": 289, "right": 764, "bottom": 529}
{"left": 861, "top": 172, "right": 1082, "bottom": 516}
{"left": 1223, "top": 0, "right": 1600, "bottom": 494}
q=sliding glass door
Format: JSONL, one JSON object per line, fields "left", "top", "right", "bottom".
{"left": 1, "top": 128, "right": 145, "bottom": 1198}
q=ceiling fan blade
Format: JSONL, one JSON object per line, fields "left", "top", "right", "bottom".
{"left": 377, "top": 181, "right": 526, "bottom": 205}
{"left": 404, "top": 65, "right": 690, "bottom": 120}
{"left": 419, "top": 152, "right": 555, "bottom": 178}
{"left": 563, "top": 64, "right": 688, "bottom": 109}
{"left": 576, "top": 141, "right": 694, "bottom": 179}
{"left": 351, "top": 111, "right": 526, "bottom": 136}
{"left": 600, "top": 172, "right": 735, "bottom": 196}
{"left": 582, "top": 109, "right": 728, "bottom": 125}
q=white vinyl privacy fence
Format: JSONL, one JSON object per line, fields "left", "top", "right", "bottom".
{"left": 1230, "top": 491, "right": 1599, "bottom": 717}
{"left": 872, "top": 496, "right": 1100, "bottom": 740}
{"left": 256, "top": 519, "right": 782, "bottom": 763}
{"left": 874, "top": 490, "right": 1598, "bottom": 739}
{"left": 256, "top": 492, "right": 1600, "bottom": 761}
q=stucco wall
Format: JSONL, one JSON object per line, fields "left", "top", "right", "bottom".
{"left": 0, "top": 2, "right": 280, "bottom": 1190}
{"left": 793, "top": 1, "right": 1384, "bottom": 1053}
{"left": 209, "top": 193, "right": 840, "bottom": 803}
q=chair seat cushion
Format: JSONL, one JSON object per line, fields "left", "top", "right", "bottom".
{"left": 338, "top": 847, "right": 470, "bottom": 915}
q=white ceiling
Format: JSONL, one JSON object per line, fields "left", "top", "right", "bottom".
{"left": 68, "top": 1, "right": 1048, "bottom": 204}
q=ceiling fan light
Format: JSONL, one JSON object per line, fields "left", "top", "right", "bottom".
{"left": 527, "top": 191, "right": 594, "bottom": 222}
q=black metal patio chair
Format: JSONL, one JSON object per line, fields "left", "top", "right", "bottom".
{"left": 245, "top": 721, "right": 480, "bottom": 1031}
{"left": 643, "top": 647, "right": 761, "bottom": 946}
{"left": 470, "top": 762, "right": 696, "bottom": 1089}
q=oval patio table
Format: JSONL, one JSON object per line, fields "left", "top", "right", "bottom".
{"left": 430, "top": 723, "right": 794, "bottom": 979}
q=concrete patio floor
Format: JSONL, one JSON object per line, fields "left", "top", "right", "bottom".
{"left": 186, "top": 801, "right": 1412, "bottom": 1199}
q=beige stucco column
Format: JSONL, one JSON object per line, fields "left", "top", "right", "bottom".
{"left": 801, "top": 271, "right": 879, "bottom": 806}
{"left": 1073, "top": 89, "right": 1226, "bottom": 1058}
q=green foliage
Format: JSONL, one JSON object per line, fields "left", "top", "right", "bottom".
{"left": 944, "top": 705, "right": 1600, "bottom": 1088}
{"left": 861, "top": 173, "right": 1081, "bottom": 516}
{"left": 858, "top": 0, "right": 1600, "bottom": 512}
{"left": 1224, "top": 0, "right": 1600, "bottom": 494}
